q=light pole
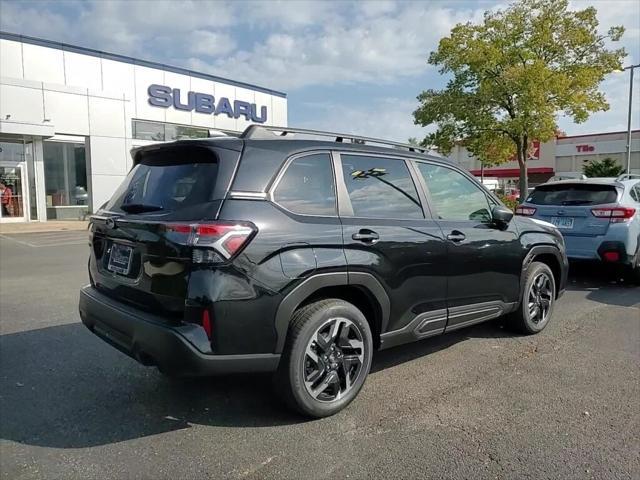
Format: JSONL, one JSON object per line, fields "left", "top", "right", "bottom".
{"left": 621, "top": 64, "right": 639, "bottom": 174}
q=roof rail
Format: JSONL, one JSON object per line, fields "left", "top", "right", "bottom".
{"left": 617, "top": 173, "right": 640, "bottom": 181}
{"left": 241, "top": 125, "right": 434, "bottom": 155}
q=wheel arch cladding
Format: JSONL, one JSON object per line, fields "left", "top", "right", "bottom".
{"left": 522, "top": 246, "right": 564, "bottom": 299}
{"left": 274, "top": 272, "right": 390, "bottom": 353}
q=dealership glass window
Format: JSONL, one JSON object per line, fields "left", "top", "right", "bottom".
{"left": 43, "top": 141, "right": 88, "bottom": 208}
{"left": 133, "top": 120, "right": 165, "bottom": 141}
{"left": 132, "top": 120, "right": 209, "bottom": 141}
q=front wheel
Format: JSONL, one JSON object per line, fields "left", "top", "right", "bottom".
{"left": 276, "top": 299, "right": 373, "bottom": 418}
{"left": 509, "top": 262, "right": 556, "bottom": 334}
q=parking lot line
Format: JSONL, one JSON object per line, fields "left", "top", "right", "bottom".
{"left": 0, "top": 232, "right": 89, "bottom": 248}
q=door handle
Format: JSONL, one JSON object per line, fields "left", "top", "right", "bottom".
{"left": 446, "top": 230, "right": 466, "bottom": 242}
{"left": 352, "top": 229, "right": 380, "bottom": 243}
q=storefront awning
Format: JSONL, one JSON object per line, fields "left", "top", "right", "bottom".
{"left": 469, "top": 167, "right": 554, "bottom": 178}
{"left": 0, "top": 120, "right": 56, "bottom": 138}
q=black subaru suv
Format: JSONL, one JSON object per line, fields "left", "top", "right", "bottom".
{"left": 79, "top": 126, "right": 568, "bottom": 417}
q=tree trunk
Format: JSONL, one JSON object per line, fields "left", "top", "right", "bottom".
{"left": 516, "top": 138, "right": 528, "bottom": 203}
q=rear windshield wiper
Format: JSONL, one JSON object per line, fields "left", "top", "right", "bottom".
{"left": 120, "top": 203, "right": 164, "bottom": 213}
{"left": 561, "top": 200, "right": 594, "bottom": 206}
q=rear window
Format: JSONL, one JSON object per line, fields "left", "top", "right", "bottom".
{"left": 105, "top": 147, "right": 218, "bottom": 213}
{"left": 527, "top": 184, "right": 618, "bottom": 206}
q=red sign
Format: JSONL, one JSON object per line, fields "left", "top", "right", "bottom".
{"left": 529, "top": 141, "right": 540, "bottom": 160}
{"left": 508, "top": 140, "right": 540, "bottom": 161}
{"left": 576, "top": 144, "right": 595, "bottom": 152}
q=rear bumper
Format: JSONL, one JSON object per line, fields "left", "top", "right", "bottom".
{"left": 79, "top": 285, "right": 280, "bottom": 376}
{"left": 565, "top": 236, "right": 635, "bottom": 265}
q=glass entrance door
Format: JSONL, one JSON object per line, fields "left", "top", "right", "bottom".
{"left": 0, "top": 140, "right": 28, "bottom": 223}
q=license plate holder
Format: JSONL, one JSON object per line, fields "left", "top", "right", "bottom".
{"left": 550, "top": 217, "right": 574, "bottom": 229}
{"left": 107, "top": 243, "right": 133, "bottom": 275}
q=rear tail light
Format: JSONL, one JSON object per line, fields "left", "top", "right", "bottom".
{"left": 163, "top": 222, "right": 256, "bottom": 263}
{"left": 202, "top": 309, "right": 213, "bottom": 339}
{"left": 602, "top": 251, "right": 620, "bottom": 262}
{"left": 591, "top": 207, "right": 636, "bottom": 223}
{"left": 515, "top": 205, "right": 537, "bottom": 216}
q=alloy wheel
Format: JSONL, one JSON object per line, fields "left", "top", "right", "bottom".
{"left": 528, "top": 272, "right": 553, "bottom": 325}
{"left": 303, "top": 317, "right": 366, "bottom": 402}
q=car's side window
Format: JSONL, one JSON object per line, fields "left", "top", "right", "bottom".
{"left": 272, "top": 153, "right": 336, "bottom": 216}
{"left": 416, "top": 163, "right": 492, "bottom": 222}
{"left": 340, "top": 154, "right": 423, "bottom": 219}
{"left": 631, "top": 184, "right": 640, "bottom": 203}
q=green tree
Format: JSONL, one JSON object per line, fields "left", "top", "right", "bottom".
{"left": 413, "top": 0, "right": 626, "bottom": 198}
{"left": 582, "top": 157, "right": 624, "bottom": 177}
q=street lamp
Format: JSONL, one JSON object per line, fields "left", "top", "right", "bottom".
{"left": 620, "top": 64, "right": 640, "bottom": 174}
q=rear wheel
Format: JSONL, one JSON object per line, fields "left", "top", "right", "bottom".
{"left": 509, "top": 262, "right": 556, "bottom": 334}
{"left": 626, "top": 241, "right": 640, "bottom": 285}
{"left": 276, "top": 299, "right": 373, "bottom": 418}
{"left": 626, "top": 262, "right": 640, "bottom": 285}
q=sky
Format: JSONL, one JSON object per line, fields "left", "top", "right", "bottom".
{"left": 1, "top": 0, "right": 638, "bottom": 143}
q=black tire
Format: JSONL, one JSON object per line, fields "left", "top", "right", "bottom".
{"left": 626, "top": 241, "right": 640, "bottom": 285}
{"left": 625, "top": 263, "right": 640, "bottom": 285}
{"left": 509, "top": 262, "right": 556, "bottom": 334}
{"left": 276, "top": 299, "right": 373, "bottom": 418}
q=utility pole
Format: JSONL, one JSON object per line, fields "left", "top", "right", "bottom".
{"left": 622, "top": 64, "right": 639, "bottom": 174}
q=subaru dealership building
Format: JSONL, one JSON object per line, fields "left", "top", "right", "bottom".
{"left": 0, "top": 32, "right": 287, "bottom": 223}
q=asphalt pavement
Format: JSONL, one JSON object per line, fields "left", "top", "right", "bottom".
{"left": 0, "top": 232, "right": 638, "bottom": 479}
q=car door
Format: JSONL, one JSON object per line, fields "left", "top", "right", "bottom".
{"left": 335, "top": 151, "right": 448, "bottom": 345}
{"left": 412, "top": 161, "right": 522, "bottom": 331}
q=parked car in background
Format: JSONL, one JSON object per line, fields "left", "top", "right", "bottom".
{"left": 547, "top": 172, "right": 587, "bottom": 183}
{"left": 517, "top": 178, "right": 640, "bottom": 281}
{"left": 480, "top": 178, "right": 499, "bottom": 192}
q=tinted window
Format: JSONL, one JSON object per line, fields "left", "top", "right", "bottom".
{"left": 273, "top": 153, "right": 336, "bottom": 215}
{"left": 340, "top": 155, "right": 423, "bottom": 219}
{"left": 527, "top": 184, "right": 618, "bottom": 206}
{"left": 105, "top": 147, "right": 218, "bottom": 213}
{"left": 631, "top": 184, "right": 640, "bottom": 203}
{"left": 417, "top": 163, "right": 491, "bottom": 222}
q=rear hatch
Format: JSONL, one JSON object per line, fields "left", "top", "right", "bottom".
{"left": 89, "top": 141, "right": 242, "bottom": 317}
{"left": 524, "top": 183, "right": 620, "bottom": 236}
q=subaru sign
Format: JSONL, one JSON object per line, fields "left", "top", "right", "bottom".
{"left": 147, "top": 84, "right": 267, "bottom": 123}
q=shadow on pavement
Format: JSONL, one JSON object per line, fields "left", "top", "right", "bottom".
{"left": 0, "top": 319, "right": 515, "bottom": 449}
{"left": 1, "top": 265, "right": 635, "bottom": 450}
{"left": 0, "top": 323, "right": 299, "bottom": 449}
{"left": 567, "top": 261, "right": 639, "bottom": 308}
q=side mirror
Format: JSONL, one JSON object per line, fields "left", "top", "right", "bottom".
{"left": 491, "top": 205, "right": 513, "bottom": 227}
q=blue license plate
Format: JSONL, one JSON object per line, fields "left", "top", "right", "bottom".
{"left": 550, "top": 217, "right": 574, "bottom": 229}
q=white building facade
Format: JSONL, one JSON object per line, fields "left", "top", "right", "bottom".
{"left": 0, "top": 32, "right": 288, "bottom": 222}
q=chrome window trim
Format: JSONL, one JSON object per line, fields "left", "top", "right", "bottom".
{"left": 227, "top": 191, "right": 268, "bottom": 200}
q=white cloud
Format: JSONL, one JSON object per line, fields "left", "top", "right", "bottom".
{"left": 188, "top": 30, "right": 237, "bottom": 57}
{"left": 296, "top": 98, "right": 434, "bottom": 144}
{"left": 240, "top": 0, "right": 342, "bottom": 28}
{"left": 208, "top": 3, "right": 487, "bottom": 90}
{"left": 358, "top": 0, "right": 397, "bottom": 18}
{"left": 0, "top": 0, "right": 236, "bottom": 58}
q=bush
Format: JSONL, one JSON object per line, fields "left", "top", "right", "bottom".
{"left": 497, "top": 194, "right": 519, "bottom": 211}
{"left": 583, "top": 157, "right": 624, "bottom": 178}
